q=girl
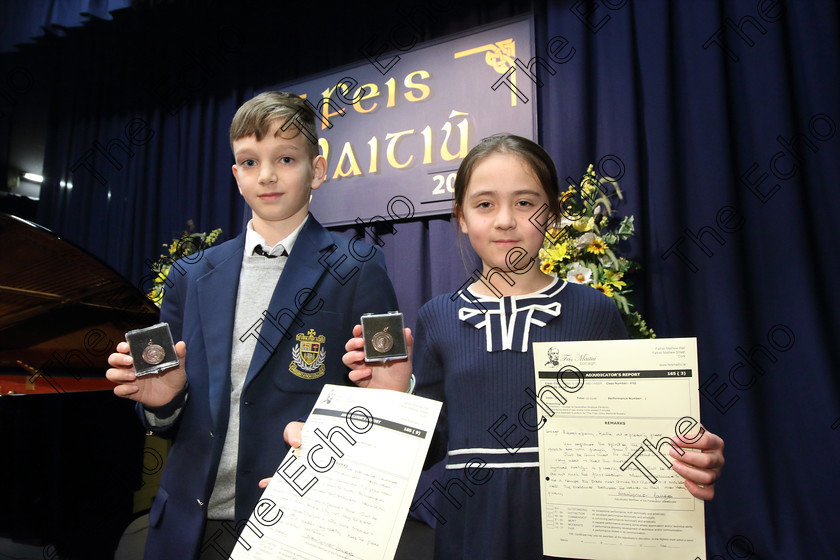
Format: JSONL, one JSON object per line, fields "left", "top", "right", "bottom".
{"left": 342, "top": 134, "right": 725, "bottom": 559}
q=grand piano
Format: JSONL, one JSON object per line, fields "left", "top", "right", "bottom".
{"left": 0, "top": 213, "right": 160, "bottom": 559}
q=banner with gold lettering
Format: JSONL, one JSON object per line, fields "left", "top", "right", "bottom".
{"left": 270, "top": 16, "right": 537, "bottom": 226}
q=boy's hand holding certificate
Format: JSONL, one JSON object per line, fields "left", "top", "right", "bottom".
{"left": 532, "top": 338, "right": 705, "bottom": 560}
{"left": 230, "top": 384, "right": 441, "bottom": 560}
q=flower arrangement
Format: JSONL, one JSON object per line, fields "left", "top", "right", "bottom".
{"left": 539, "top": 164, "right": 655, "bottom": 338}
{"left": 146, "top": 221, "right": 222, "bottom": 307}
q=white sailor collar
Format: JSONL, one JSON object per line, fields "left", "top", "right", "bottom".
{"left": 458, "top": 277, "right": 566, "bottom": 353}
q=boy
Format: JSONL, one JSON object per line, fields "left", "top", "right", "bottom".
{"left": 107, "top": 91, "right": 399, "bottom": 560}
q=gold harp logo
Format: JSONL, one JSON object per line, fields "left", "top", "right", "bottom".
{"left": 454, "top": 39, "right": 517, "bottom": 107}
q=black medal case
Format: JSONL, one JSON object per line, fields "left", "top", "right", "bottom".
{"left": 361, "top": 311, "right": 407, "bottom": 362}
{"left": 125, "top": 322, "right": 179, "bottom": 376}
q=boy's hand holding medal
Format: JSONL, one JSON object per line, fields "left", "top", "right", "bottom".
{"left": 106, "top": 323, "right": 187, "bottom": 407}
{"left": 343, "top": 315, "right": 413, "bottom": 392}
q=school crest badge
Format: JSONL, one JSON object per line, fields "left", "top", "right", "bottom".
{"left": 290, "top": 329, "right": 326, "bottom": 379}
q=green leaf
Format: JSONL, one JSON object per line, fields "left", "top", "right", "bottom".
{"left": 618, "top": 215, "right": 635, "bottom": 237}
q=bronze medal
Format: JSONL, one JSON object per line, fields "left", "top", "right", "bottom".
{"left": 372, "top": 327, "right": 394, "bottom": 353}
{"left": 142, "top": 339, "right": 166, "bottom": 365}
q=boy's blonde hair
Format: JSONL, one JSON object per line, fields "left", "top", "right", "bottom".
{"left": 229, "top": 91, "right": 319, "bottom": 158}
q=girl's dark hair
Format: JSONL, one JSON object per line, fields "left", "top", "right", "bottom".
{"left": 452, "top": 134, "right": 561, "bottom": 220}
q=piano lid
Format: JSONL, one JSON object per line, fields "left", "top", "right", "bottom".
{"left": 0, "top": 213, "right": 159, "bottom": 374}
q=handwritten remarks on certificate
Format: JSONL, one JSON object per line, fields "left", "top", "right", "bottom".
{"left": 230, "top": 385, "right": 441, "bottom": 560}
{"left": 532, "top": 338, "right": 705, "bottom": 560}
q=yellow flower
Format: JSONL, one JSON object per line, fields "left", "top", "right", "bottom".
{"left": 541, "top": 241, "right": 569, "bottom": 262}
{"left": 540, "top": 260, "right": 554, "bottom": 274}
{"left": 594, "top": 282, "right": 614, "bottom": 297}
{"left": 572, "top": 217, "right": 595, "bottom": 232}
{"left": 543, "top": 227, "right": 565, "bottom": 247}
{"left": 587, "top": 237, "right": 607, "bottom": 254}
{"left": 603, "top": 269, "right": 626, "bottom": 289}
{"left": 545, "top": 227, "right": 563, "bottom": 240}
{"left": 147, "top": 285, "right": 164, "bottom": 308}
{"left": 154, "top": 264, "right": 171, "bottom": 284}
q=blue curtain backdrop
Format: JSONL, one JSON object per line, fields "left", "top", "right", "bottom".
{"left": 534, "top": 3, "right": 840, "bottom": 558}
{"left": 4, "top": 0, "right": 838, "bottom": 558}
{"left": 0, "top": 0, "right": 132, "bottom": 52}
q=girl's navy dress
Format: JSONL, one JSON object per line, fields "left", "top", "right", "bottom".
{"left": 414, "top": 278, "right": 627, "bottom": 559}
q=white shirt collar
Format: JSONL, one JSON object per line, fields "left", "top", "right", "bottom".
{"left": 244, "top": 214, "right": 309, "bottom": 258}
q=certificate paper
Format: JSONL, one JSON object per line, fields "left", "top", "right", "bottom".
{"left": 532, "top": 338, "right": 704, "bottom": 560}
{"left": 230, "top": 384, "right": 442, "bottom": 560}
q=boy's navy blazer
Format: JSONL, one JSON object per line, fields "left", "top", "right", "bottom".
{"left": 140, "top": 215, "right": 399, "bottom": 560}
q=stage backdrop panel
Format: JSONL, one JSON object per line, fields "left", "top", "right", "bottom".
{"left": 269, "top": 16, "right": 538, "bottom": 226}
